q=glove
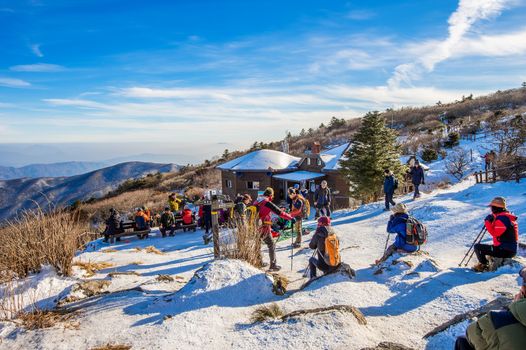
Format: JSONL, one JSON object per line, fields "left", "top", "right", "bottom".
{"left": 485, "top": 214, "right": 494, "bottom": 223}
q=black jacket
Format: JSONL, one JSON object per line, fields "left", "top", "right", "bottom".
{"left": 105, "top": 213, "right": 121, "bottom": 235}
{"left": 310, "top": 226, "right": 329, "bottom": 257}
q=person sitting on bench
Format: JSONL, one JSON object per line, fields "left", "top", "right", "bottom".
{"left": 159, "top": 207, "right": 176, "bottom": 237}
{"left": 103, "top": 208, "right": 121, "bottom": 243}
{"left": 473, "top": 196, "right": 519, "bottom": 272}
{"left": 135, "top": 207, "right": 150, "bottom": 231}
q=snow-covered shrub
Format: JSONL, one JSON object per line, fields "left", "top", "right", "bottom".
{"left": 421, "top": 148, "right": 438, "bottom": 162}
{"left": 0, "top": 207, "right": 94, "bottom": 278}
{"left": 444, "top": 132, "right": 460, "bottom": 148}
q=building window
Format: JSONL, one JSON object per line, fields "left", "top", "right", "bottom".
{"left": 316, "top": 158, "right": 322, "bottom": 166}
{"left": 226, "top": 179, "right": 233, "bottom": 188}
{"left": 309, "top": 180, "right": 316, "bottom": 192}
{"left": 247, "top": 181, "right": 260, "bottom": 190}
{"left": 307, "top": 158, "right": 311, "bottom": 165}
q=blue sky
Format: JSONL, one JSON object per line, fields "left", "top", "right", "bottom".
{"left": 1, "top": 0, "right": 526, "bottom": 164}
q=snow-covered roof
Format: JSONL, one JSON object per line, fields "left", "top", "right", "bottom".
{"left": 217, "top": 149, "right": 300, "bottom": 172}
{"left": 320, "top": 142, "right": 351, "bottom": 171}
{"left": 400, "top": 155, "right": 430, "bottom": 171}
{"left": 273, "top": 170, "right": 326, "bottom": 182}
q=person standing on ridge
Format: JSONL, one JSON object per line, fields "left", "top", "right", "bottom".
{"left": 408, "top": 161, "right": 425, "bottom": 199}
{"left": 383, "top": 169, "right": 397, "bottom": 211}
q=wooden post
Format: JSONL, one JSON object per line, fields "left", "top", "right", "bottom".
{"left": 484, "top": 170, "right": 488, "bottom": 183}
{"left": 492, "top": 169, "right": 497, "bottom": 183}
{"left": 211, "top": 210, "right": 220, "bottom": 258}
{"left": 470, "top": 149, "right": 473, "bottom": 162}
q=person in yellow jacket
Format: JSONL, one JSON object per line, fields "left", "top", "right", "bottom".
{"left": 168, "top": 193, "right": 182, "bottom": 212}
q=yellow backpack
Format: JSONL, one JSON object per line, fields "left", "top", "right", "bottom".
{"left": 324, "top": 228, "right": 341, "bottom": 267}
{"left": 245, "top": 206, "right": 258, "bottom": 228}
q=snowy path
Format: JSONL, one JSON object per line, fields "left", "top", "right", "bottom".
{"left": 1, "top": 179, "right": 525, "bottom": 349}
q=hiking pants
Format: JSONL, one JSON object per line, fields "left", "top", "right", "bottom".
{"left": 261, "top": 225, "right": 276, "bottom": 266}
{"left": 454, "top": 337, "right": 474, "bottom": 350}
{"left": 317, "top": 204, "right": 331, "bottom": 218}
{"left": 203, "top": 214, "right": 212, "bottom": 234}
{"left": 384, "top": 191, "right": 396, "bottom": 210}
{"left": 413, "top": 184, "right": 420, "bottom": 198}
{"left": 308, "top": 256, "right": 333, "bottom": 279}
{"left": 160, "top": 226, "right": 175, "bottom": 237}
{"left": 474, "top": 243, "right": 516, "bottom": 265}
{"left": 294, "top": 218, "right": 302, "bottom": 244}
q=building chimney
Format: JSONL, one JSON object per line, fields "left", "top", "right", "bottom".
{"left": 312, "top": 142, "right": 321, "bottom": 154}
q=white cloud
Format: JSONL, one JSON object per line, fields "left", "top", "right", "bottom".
{"left": 0, "top": 77, "right": 31, "bottom": 88}
{"left": 346, "top": 10, "right": 376, "bottom": 20}
{"left": 119, "top": 87, "right": 233, "bottom": 101}
{"left": 31, "top": 44, "right": 44, "bottom": 57}
{"left": 10, "top": 63, "right": 66, "bottom": 72}
{"left": 388, "top": 0, "right": 512, "bottom": 88}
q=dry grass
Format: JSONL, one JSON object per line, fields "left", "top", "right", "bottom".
{"left": 144, "top": 246, "right": 164, "bottom": 255}
{"left": 17, "top": 309, "right": 77, "bottom": 330}
{"left": 220, "top": 220, "right": 262, "bottom": 268}
{"left": 90, "top": 344, "right": 132, "bottom": 350}
{"left": 250, "top": 303, "right": 284, "bottom": 323}
{"left": 133, "top": 247, "right": 143, "bottom": 252}
{"left": 130, "top": 261, "right": 143, "bottom": 265}
{"left": 156, "top": 274, "right": 175, "bottom": 282}
{"left": 73, "top": 261, "right": 114, "bottom": 277}
{"left": 0, "top": 207, "right": 94, "bottom": 278}
{"left": 101, "top": 248, "right": 118, "bottom": 253}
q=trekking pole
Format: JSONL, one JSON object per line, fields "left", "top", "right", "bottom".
{"left": 291, "top": 220, "right": 294, "bottom": 271}
{"left": 458, "top": 226, "right": 486, "bottom": 267}
{"left": 464, "top": 228, "right": 487, "bottom": 267}
{"left": 384, "top": 232, "right": 391, "bottom": 253}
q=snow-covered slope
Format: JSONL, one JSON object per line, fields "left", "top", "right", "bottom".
{"left": 1, "top": 178, "right": 525, "bottom": 349}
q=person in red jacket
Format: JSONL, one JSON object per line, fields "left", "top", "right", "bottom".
{"left": 473, "top": 196, "right": 519, "bottom": 272}
{"left": 182, "top": 205, "right": 194, "bottom": 225}
{"left": 254, "top": 187, "right": 293, "bottom": 271}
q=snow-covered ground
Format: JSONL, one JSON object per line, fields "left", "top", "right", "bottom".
{"left": 1, "top": 176, "right": 525, "bottom": 349}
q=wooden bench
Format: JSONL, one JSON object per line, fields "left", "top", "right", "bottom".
{"left": 106, "top": 220, "right": 151, "bottom": 244}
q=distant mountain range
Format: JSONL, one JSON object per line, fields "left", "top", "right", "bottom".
{"left": 0, "top": 161, "right": 108, "bottom": 180}
{"left": 0, "top": 162, "right": 179, "bottom": 222}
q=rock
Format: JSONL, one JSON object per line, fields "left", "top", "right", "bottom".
{"left": 488, "top": 257, "right": 522, "bottom": 272}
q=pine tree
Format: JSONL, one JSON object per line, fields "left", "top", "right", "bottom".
{"left": 222, "top": 149, "right": 230, "bottom": 160}
{"left": 299, "top": 128, "right": 306, "bottom": 137}
{"left": 339, "top": 111, "right": 404, "bottom": 202}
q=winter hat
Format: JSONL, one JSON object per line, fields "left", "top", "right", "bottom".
{"left": 488, "top": 196, "right": 506, "bottom": 209}
{"left": 293, "top": 183, "right": 300, "bottom": 189}
{"left": 263, "top": 187, "right": 274, "bottom": 197}
{"left": 391, "top": 203, "right": 408, "bottom": 214}
{"left": 164, "top": 207, "right": 170, "bottom": 211}
{"left": 317, "top": 216, "right": 331, "bottom": 226}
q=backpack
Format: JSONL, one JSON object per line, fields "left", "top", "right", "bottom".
{"left": 245, "top": 205, "right": 258, "bottom": 227}
{"left": 302, "top": 196, "right": 310, "bottom": 218}
{"left": 405, "top": 216, "right": 427, "bottom": 246}
{"left": 324, "top": 228, "right": 341, "bottom": 267}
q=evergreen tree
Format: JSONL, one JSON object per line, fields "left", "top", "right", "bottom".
{"left": 222, "top": 149, "right": 230, "bottom": 159}
{"left": 339, "top": 111, "right": 404, "bottom": 202}
{"left": 299, "top": 128, "right": 306, "bottom": 137}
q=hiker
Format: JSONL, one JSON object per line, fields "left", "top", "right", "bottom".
{"left": 472, "top": 196, "right": 518, "bottom": 272}
{"left": 202, "top": 200, "right": 212, "bottom": 235}
{"left": 314, "top": 180, "right": 331, "bottom": 218}
{"left": 408, "top": 161, "right": 425, "bottom": 199}
{"left": 383, "top": 169, "right": 397, "bottom": 211}
{"left": 135, "top": 207, "right": 150, "bottom": 230}
{"left": 299, "top": 183, "right": 309, "bottom": 200}
{"left": 289, "top": 188, "right": 306, "bottom": 248}
{"left": 454, "top": 269, "right": 526, "bottom": 350}
{"left": 233, "top": 193, "right": 252, "bottom": 220}
{"left": 103, "top": 208, "right": 121, "bottom": 243}
{"left": 142, "top": 206, "right": 151, "bottom": 225}
{"left": 254, "top": 187, "right": 294, "bottom": 271}
{"left": 159, "top": 207, "right": 176, "bottom": 237}
{"left": 308, "top": 216, "right": 341, "bottom": 279}
{"left": 182, "top": 205, "right": 194, "bottom": 226}
{"left": 376, "top": 203, "right": 419, "bottom": 264}
{"left": 483, "top": 150, "right": 496, "bottom": 171}
{"left": 168, "top": 193, "right": 182, "bottom": 213}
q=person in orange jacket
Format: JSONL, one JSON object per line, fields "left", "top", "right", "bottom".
{"left": 473, "top": 196, "right": 519, "bottom": 272}
{"left": 135, "top": 207, "right": 150, "bottom": 230}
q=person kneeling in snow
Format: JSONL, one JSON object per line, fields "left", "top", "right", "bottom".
{"left": 454, "top": 267, "right": 526, "bottom": 350}
{"left": 472, "top": 196, "right": 518, "bottom": 272}
{"left": 308, "top": 216, "right": 341, "bottom": 279}
{"left": 376, "top": 203, "right": 419, "bottom": 264}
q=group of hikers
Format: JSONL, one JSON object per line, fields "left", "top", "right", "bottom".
{"left": 383, "top": 163, "right": 425, "bottom": 212}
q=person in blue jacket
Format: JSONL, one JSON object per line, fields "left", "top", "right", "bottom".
{"left": 383, "top": 169, "right": 397, "bottom": 211}
{"left": 408, "top": 161, "right": 425, "bottom": 199}
{"left": 376, "top": 203, "right": 419, "bottom": 264}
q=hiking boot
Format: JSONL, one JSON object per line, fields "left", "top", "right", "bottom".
{"left": 268, "top": 264, "right": 281, "bottom": 272}
{"left": 472, "top": 263, "right": 488, "bottom": 272}
{"left": 292, "top": 242, "right": 301, "bottom": 248}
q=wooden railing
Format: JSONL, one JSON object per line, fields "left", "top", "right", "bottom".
{"left": 474, "top": 162, "right": 526, "bottom": 184}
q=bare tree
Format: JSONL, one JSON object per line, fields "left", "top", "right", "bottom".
{"left": 446, "top": 148, "right": 471, "bottom": 180}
